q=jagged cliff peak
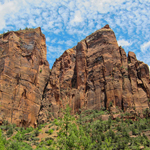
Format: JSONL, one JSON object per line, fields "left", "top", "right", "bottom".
{"left": 40, "top": 24, "right": 150, "bottom": 123}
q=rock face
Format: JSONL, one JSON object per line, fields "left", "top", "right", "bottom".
{"left": 0, "top": 25, "right": 150, "bottom": 127}
{"left": 0, "top": 28, "right": 50, "bottom": 127}
{"left": 43, "top": 24, "right": 150, "bottom": 121}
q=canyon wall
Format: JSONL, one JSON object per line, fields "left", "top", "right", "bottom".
{"left": 40, "top": 25, "right": 150, "bottom": 122}
{"left": 0, "top": 25, "right": 150, "bottom": 126}
{"left": 0, "top": 28, "right": 50, "bottom": 127}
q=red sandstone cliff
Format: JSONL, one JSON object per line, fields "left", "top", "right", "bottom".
{"left": 42, "top": 25, "right": 150, "bottom": 121}
{"left": 0, "top": 27, "right": 50, "bottom": 127}
{"left": 0, "top": 25, "right": 150, "bottom": 127}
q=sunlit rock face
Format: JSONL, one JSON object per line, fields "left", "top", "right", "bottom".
{"left": 45, "top": 24, "right": 150, "bottom": 120}
{"left": 0, "top": 25, "right": 150, "bottom": 127}
{"left": 0, "top": 27, "right": 50, "bottom": 127}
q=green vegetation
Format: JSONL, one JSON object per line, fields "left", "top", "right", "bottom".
{"left": 40, "top": 69, "right": 42, "bottom": 73}
{"left": 1, "top": 107, "right": 150, "bottom": 149}
{"left": 25, "top": 27, "right": 28, "bottom": 30}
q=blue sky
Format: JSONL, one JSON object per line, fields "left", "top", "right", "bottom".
{"left": 0, "top": 0, "right": 150, "bottom": 69}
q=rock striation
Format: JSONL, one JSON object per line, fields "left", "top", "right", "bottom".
{"left": 0, "top": 25, "right": 150, "bottom": 127}
{"left": 42, "top": 24, "right": 150, "bottom": 121}
{"left": 0, "top": 27, "right": 50, "bottom": 127}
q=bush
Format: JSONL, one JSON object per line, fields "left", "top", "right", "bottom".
{"left": 26, "top": 127, "right": 34, "bottom": 133}
{"left": 34, "top": 129, "right": 40, "bottom": 136}
{"left": 3, "top": 120, "right": 9, "bottom": 126}
{"left": 12, "top": 124, "right": 16, "bottom": 128}
{"left": 117, "top": 125, "right": 121, "bottom": 131}
{"left": 47, "top": 140, "right": 53, "bottom": 146}
{"left": 12, "top": 131, "right": 23, "bottom": 141}
{"left": 116, "top": 117, "right": 120, "bottom": 122}
{"left": 6, "top": 127, "right": 13, "bottom": 137}
{"left": 48, "top": 129, "right": 53, "bottom": 135}
{"left": 132, "top": 128, "right": 139, "bottom": 135}
{"left": 129, "top": 119, "right": 133, "bottom": 124}
{"left": 7, "top": 141, "right": 20, "bottom": 150}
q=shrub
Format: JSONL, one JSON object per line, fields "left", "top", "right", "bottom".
{"left": 6, "top": 127, "right": 13, "bottom": 137}
{"left": 129, "top": 119, "right": 133, "bottom": 124}
{"left": 3, "top": 120, "right": 8, "bottom": 126}
{"left": 12, "top": 124, "right": 16, "bottom": 128}
{"left": 48, "top": 129, "right": 53, "bottom": 135}
{"left": 26, "top": 127, "right": 34, "bottom": 133}
{"left": 117, "top": 125, "right": 122, "bottom": 131}
{"left": 7, "top": 141, "right": 20, "bottom": 150}
{"left": 34, "top": 129, "right": 40, "bottom": 136}
{"left": 132, "top": 128, "right": 139, "bottom": 135}
{"left": 116, "top": 117, "right": 120, "bottom": 122}
{"left": 47, "top": 140, "right": 53, "bottom": 146}
{"left": 12, "top": 131, "right": 23, "bottom": 141}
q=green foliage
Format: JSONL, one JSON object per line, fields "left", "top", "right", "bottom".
{"left": 55, "top": 104, "right": 94, "bottom": 150}
{"left": 6, "top": 140, "right": 32, "bottom": 150}
{"left": 46, "top": 139, "right": 53, "bottom": 146}
{"left": 47, "top": 129, "right": 53, "bottom": 135}
{"left": 6, "top": 127, "right": 13, "bottom": 137}
{"left": 34, "top": 129, "right": 40, "bottom": 136}
{"left": 53, "top": 118, "right": 59, "bottom": 126}
{"left": 2, "top": 108, "right": 150, "bottom": 149}
{"left": 0, "top": 129, "right": 5, "bottom": 150}
{"left": 116, "top": 117, "right": 120, "bottom": 122}
{"left": 109, "top": 101, "right": 113, "bottom": 107}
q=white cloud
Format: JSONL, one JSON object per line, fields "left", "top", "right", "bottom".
{"left": 141, "top": 41, "right": 150, "bottom": 53}
{"left": 51, "top": 38, "right": 57, "bottom": 43}
{"left": 58, "top": 40, "right": 65, "bottom": 44}
{"left": 70, "top": 11, "right": 83, "bottom": 25}
{"left": 118, "top": 39, "right": 131, "bottom": 47}
{"left": 28, "top": 18, "right": 36, "bottom": 27}
{"left": 0, "top": 0, "right": 19, "bottom": 30}
{"left": 46, "top": 37, "right": 50, "bottom": 42}
{"left": 65, "top": 40, "right": 74, "bottom": 47}
{"left": 47, "top": 45, "right": 65, "bottom": 58}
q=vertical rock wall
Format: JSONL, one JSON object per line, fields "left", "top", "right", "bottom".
{"left": 0, "top": 28, "right": 50, "bottom": 127}
{"left": 45, "top": 25, "right": 150, "bottom": 120}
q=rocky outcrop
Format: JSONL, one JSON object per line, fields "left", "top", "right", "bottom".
{"left": 0, "top": 28, "right": 50, "bottom": 127}
{"left": 43, "top": 24, "right": 150, "bottom": 121}
{"left": 0, "top": 25, "right": 150, "bottom": 126}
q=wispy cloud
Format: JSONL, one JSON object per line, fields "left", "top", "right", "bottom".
{"left": 70, "top": 10, "right": 83, "bottom": 25}
{"left": 46, "top": 37, "right": 50, "bottom": 42}
{"left": 141, "top": 41, "right": 150, "bottom": 53}
{"left": 118, "top": 39, "right": 132, "bottom": 47}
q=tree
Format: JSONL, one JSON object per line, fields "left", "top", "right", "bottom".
{"left": 55, "top": 104, "right": 94, "bottom": 150}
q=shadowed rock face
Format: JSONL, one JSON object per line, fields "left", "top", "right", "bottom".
{"left": 43, "top": 24, "right": 150, "bottom": 120}
{"left": 0, "top": 25, "right": 150, "bottom": 127}
{"left": 0, "top": 27, "right": 50, "bottom": 127}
